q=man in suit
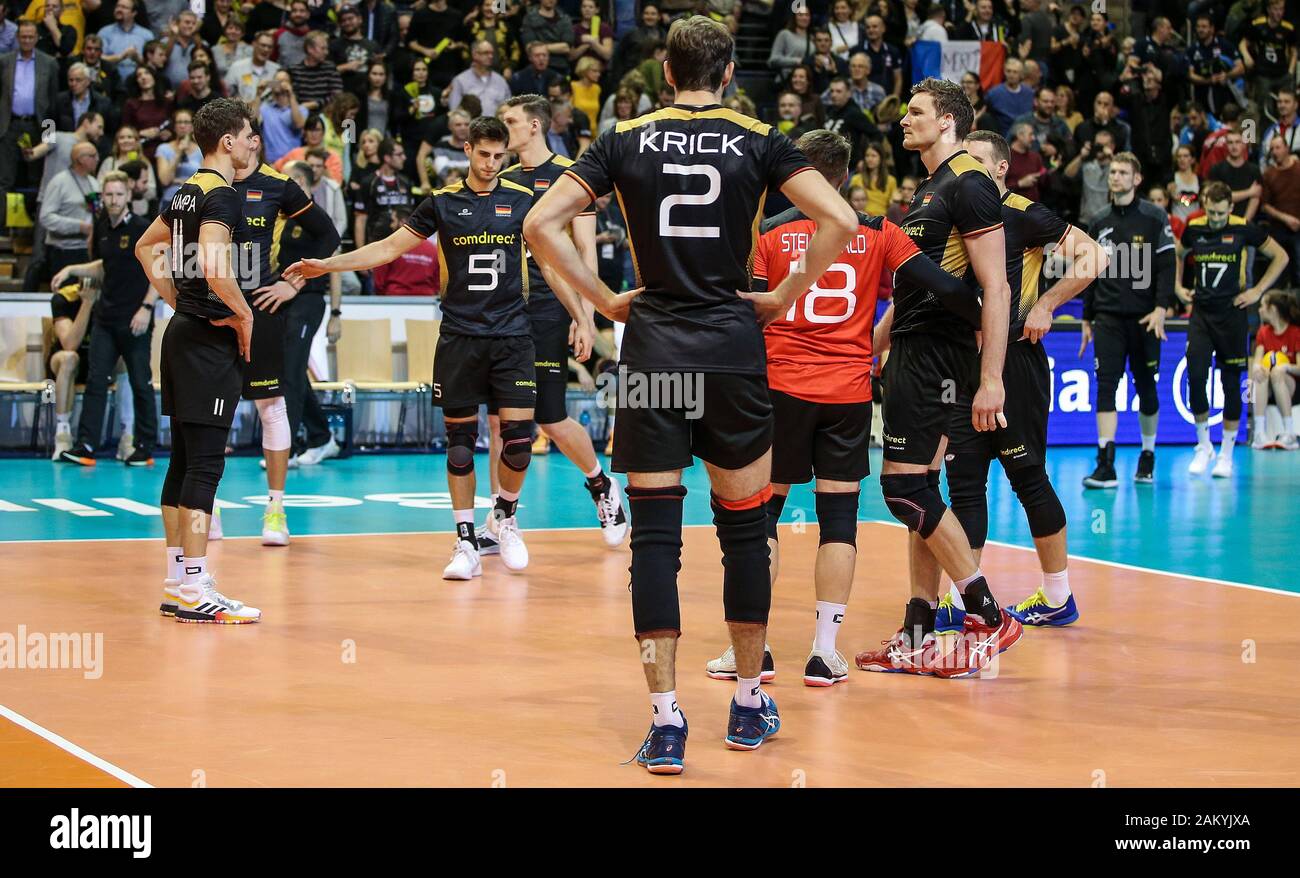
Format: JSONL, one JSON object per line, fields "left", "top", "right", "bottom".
{"left": 57, "top": 62, "right": 114, "bottom": 136}
{"left": 71, "top": 34, "right": 123, "bottom": 102}
{"left": 1, "top": 20, "right": 62, "bottom": 216}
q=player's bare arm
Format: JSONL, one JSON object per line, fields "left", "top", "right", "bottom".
{"left": 134, "top": 216, "right": 179, "bottom": 310}
{"left": 569, "top": 211, "right": 600, "bottom": 360}
{"left": 1025, "top": 226, "right": 1110, "bottom": 343}
{"left": 523, "top": 176, "right": 641, "bottom": 323}
{"left": 965, "top": 226, "right": 1011, "bottom": 431}
{"left": 1237, "top": 237, "right": 1290, "bottom": 308}
{"left": 282, "top": 226, "right": 427, "bottom": 283}
{"left": 198, "top": 220, "right": 254, "bottom": 362}
{"left": 738, "top": 170, "right": 858, "bottom": 324}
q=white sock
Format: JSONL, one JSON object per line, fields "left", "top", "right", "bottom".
{"left": 813, "top": 601, "right": 846, "bottom": 653}
{"left": 1098, "top": 436, "right": 1113, "bottom": 449}
{"left": 268, "top": 488, "right": 284, "bottom": 507}
{"left": 166, "top": 546, "right": 182, "bottom": 582}
{"left": 56, "top": 413, "right": 70, "bottom": 431}
{"left": 181, "top": 555, "right": 208, "bottom": 586}
{"left": 584, "top": 462, "right": 603, "bottom": 479}
{"left": 1195, "top": 421, "right": 1210, "bottom": 447}
{"left": 453, "top": 508, "right": 475, "bottom": 525}
{"left": 1255, "top": 415, "right": 1268, "bottom": 438}
{"left": 1221, "top": 431, "right": 1236, "bottom": 457}
{"left": 953, "top": 569, "right": 983, "bottom": 592}
{"left": 1141, "top": 433, "right": 1156, "bottom": 452}
{"left": 735, "top": 676, "right": 762, "bottom": 708}
{"left": 1042, "top": 568, "right": 1070, "bottom": 605}
{"left": 650, "top": 690, "right": 684, "bottom": 728}
{"left": 498, "top": 486, "right": 519, "bottom": 502}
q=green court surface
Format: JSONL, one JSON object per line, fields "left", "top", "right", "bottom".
{"left": 0, "top": 446, "right": 1292, "bottom": 593}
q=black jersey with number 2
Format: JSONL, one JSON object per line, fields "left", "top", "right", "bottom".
{"left": 403, "top": 177, "right": 535, "bottom": 337}
{"left": 1181, "top": 215, "right": 1269, "bottom": 307}
{"left": 1001, "top": 191, "right": 1071, "bottom": 341}
{"left": 564, "top": 104, "right": 813, "bottom": 374}
{"left": 894, "top": 149, "right": 1004, "bottom": 344}
{"left": 161, "top": 167, "right": 243, "bottom": 320}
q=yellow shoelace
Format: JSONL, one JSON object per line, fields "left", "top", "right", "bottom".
{"left": 1013, "top": 588, "right": 1050, "bottom": 612}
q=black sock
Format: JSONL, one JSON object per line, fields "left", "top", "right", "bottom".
{"left": 456, "top": 521, "right": 478, "bottom": 549}
{"left": 963, "top": 577, "right": 1002, "bottom": 627}
{"left": 902, "top": 598, "right": 935, "bottom": 647}
{"left": 494, "top": 495, "right": 518, "bottom": 519}
{"left": 584, "top": 471, "right": 611, "bottom": 498}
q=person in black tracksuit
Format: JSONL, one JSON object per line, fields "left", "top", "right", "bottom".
{"left": 1079, "top": 152, "right": 1177, "bottom": 488}
{"left": 277, "top": 161, "right": 342, "bottom": 460}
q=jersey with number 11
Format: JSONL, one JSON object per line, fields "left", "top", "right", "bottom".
{"left": 403, "top": 177, "right": 535, "bottom": 337}
{"left": 564, "top": 103, "right": 814, "bottom": 374}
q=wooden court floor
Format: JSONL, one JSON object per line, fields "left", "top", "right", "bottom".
{"left": 2, "top": 523, "right": 1297, "bottom": 787}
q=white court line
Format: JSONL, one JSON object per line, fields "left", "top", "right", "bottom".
{"left": 0, "top": 704, "right": 153, "bottom": 788}
{"left": 1, "top": 521, "right": 1291, "bottom": 598}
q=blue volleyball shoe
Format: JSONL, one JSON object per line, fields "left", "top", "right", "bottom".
{"left": 630, "top": 717, "right": 688, "bottom": 775}
{"left": 724, "top": 690, "right": 781, "bottom": 751}
{"left": 1004, "top": 588, "right": 1080, "bottom": 627}
{"left": 933, "top": 592, "right": 967, "bottom": 635}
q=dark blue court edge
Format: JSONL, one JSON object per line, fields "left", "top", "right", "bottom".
{"left": 1, "top": 788, "right": 1289, "bottom": 860}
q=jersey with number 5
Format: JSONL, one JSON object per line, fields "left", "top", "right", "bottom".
{"left": 403, "top": 177, "right": 535, "bottom": 336}
{"left": 564, "top": 103, "right": 814, "bottom": 374}
{"left": 755, "top": 209, "right": 920, "bottom": 403}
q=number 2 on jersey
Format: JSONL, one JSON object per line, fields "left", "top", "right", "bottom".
{"left": 659, "top": 164, "right": 721, "bottom": 238}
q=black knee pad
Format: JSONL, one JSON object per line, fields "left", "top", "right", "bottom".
{"left": 945, "top": 453, "right": 991, "bottom": 549}
{"left": 814, "top": 491, "right": 859, "bottom": 546}
{"left": 627, "top": 485, "right": 688, "bottom": 636}
{"left": 160, "top": 424, "right": 187, "bottom": 509}
{"left": 1220, "top": 368, "right": 1244, "bottom": 421}
{"left": 880, "top": 473, "right": 947, "bottom": 538}
{"left": 446, "top": 421, "right": 478, "bottom": 477}
{"left": 1095, "top": 368, "right": 1121, "bottom": 414}
{"left": 500, "top": 420, "right": 534, "bottom": 472}
{"left": 712, "top": 489, "right": 772, "bottom": 626}
{"left": 1186, "top": 353, "right": 1212, "bottom": 416}
{"left": 1134, "top": 364, "right": 1160, "bottom": 416}
{"left": 765, "top": 492, "right": 787, "bottom": 541}
{"left": 1007, "top": 464, "right": 1067, "bottom": 538}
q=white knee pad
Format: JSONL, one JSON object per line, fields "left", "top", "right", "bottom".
{"left": 256, "top": 396, "right": 292, "bottom": 451}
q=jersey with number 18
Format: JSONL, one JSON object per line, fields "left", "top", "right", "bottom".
{"left": 564, "top": 103, "right": 814, "bottom": 374}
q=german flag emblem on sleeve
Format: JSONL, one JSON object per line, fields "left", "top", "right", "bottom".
{"left": 495, "top": 204, "right": 512, "bottom": 217}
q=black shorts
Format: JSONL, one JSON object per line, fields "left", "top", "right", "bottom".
{"left": 1187, "top": 305, "right": 1249, "bottom": 370}
{"left": 948, "top": 340, "right": 1049, "bottom": 471}
{"left": 1093, "top": 311, "right": 1161, "bottom": 384}
{"left": 489, "top": 318, "right": 570, "bottom": 424}
{"left": 242, "top": 305, "right": 285, "bottom": 400}
{"left": 160, "top": 311, "right": 244, "bottom": 429}
{"left": 881, "top": 333, "right": 978, "bottom": 465}
{"left": 770, "top": 388, "right": 872, "bottom": 484}
{"left": 611, "top": 371, "right": 772, "bottom": 473}
{"left": 432, "top": 331, "right": 536, "bottom": 411}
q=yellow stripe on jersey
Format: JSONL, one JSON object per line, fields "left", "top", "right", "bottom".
{"left": 498, "top": 178, "right": 534, "bottom": 196}
{"left": 186, "top": 169, "right": 231, "bottom": 194}
{"left": 1187, "top": 215, "right": 1208, "bottom": 227}
{"left": 614, "top": 106, "right": 773, "bottom": 136}
{"left": 520, "top": 238, "right": 529, "bottom": 301}
{"left": 612, "top": 184, "right": 641, "bottom": 287}
{"left": 258, "top": 162, "right": 291, "bottom": 182}
{"left": 1003, "top": 192, "right": 1034, "bottom": 213}
{"left": 551, "top": 155, "right": 576, "bottom": 167}
{"left": 432, "top": 181, "right": 465, "bottom": 197}
{"left": 271, "top": 212, "right": 286, "bottom": 273}
{"left": 948, "top": 151, "right": 993, "bottom": 179}
{"left": 939, "top": 229, "right": 969, "bottom": 277}
{"left": 1019, "top": 247, "right": 1045, "bottom": 318}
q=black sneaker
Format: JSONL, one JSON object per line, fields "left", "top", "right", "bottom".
{"left": 1082, "top": 442, "right": 1118, "bottom": 489}
{"left": 57, "top": 443, "right": 96, "bottom": 466}
{"left": 1134, "top": 449, "right": 1155, "bottom": 484}
{"left": 124, "top": 447, "right": 155, "bottom": 467}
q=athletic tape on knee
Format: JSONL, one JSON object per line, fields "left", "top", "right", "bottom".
{"left": 499, "top": 420, "right": 534, "bottom": 472}
{"left": 880, "top": 473, "right": 946, "bottom": 538}
{"left": 945, "top": 453, "right": 991, "bottom": 549}
{"left": 446, "top": 421, "right": 478, "bottom": 477}
{"left": 765, "top": 492, "right": 787, "bottom": 541}
{"left": 627, "top": 485, "right": 687, "bottom": 636}
{"left": 1009, "top": 465, "right": 1066, "bottom": 538}
{"left": 814, "top": 491, "right": 859, "bottom": 546}
{"left": 255, "top": 396, "right": 292, "bottom": 451}
{"left": 712, "top": 494, "right": 772, "bottom": 625}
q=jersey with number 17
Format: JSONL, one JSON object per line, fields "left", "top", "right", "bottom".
{"left": 755, "top": 209, "right": 921, "bottom": 403}
{"left": 564, "top": 104, "right": 814, "bottom": 374}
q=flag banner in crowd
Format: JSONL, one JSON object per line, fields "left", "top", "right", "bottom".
{"left": 910, "top": 40, "right": 1007, "bottom": 91}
